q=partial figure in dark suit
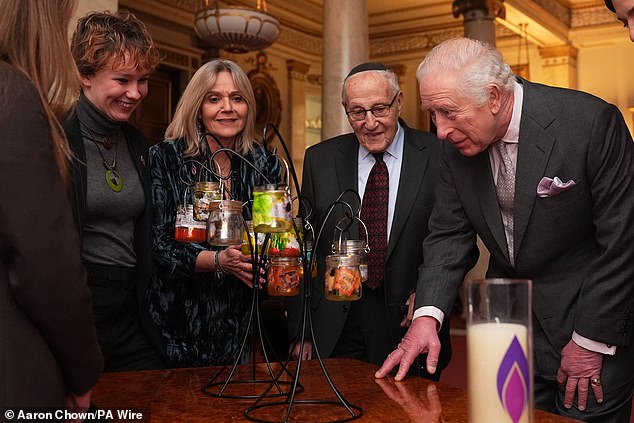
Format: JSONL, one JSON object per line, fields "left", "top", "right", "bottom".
{"left": 287, "top": 62, "right": 448, "bottom": 380}
{"left": 377, "top": 38, "right": 634, "bottom": 422}
{"left": 604, "top": 0, "right": 634, "bottom": 41}
{"left": 65, "top": 10, "right": 166, "bottom": 371}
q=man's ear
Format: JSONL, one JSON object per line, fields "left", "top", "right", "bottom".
{"left": 488, "top": 85, "right": 502, "bottom": 115}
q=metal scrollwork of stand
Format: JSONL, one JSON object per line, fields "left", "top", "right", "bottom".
{"left": 241, "top": 124, "right": 364, "bottom": 423}
{"left": 199, "top": 132, "right": 303, "bottom": 399}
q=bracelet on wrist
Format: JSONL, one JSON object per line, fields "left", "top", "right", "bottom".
{"left": 214, "top": 250, "right": 225, "bottom": 273}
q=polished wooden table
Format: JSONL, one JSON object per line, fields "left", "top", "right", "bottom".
{"left": 92, "top": 358, "right": 580, "bottom": 422}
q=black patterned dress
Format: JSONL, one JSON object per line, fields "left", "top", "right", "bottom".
{"left": 148, "top": 139, "right": 282, "bottom": 367}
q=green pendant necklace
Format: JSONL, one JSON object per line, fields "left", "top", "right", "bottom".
{"left": 80, "top": 123, "right": 124, "bottom": 192}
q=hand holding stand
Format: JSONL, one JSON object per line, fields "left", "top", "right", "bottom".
{"left": 243, "top": 191, "right": 364, "bottom": 422}
{"left": 200, "top": 133, "right": 302, "bottom": 399}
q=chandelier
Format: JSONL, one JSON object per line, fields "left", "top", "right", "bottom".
{"left": 194, "top": 0, "right": 280, "bottom": 53}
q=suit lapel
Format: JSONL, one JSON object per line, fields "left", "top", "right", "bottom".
{"left": 513, "top": 80, "right": 556, "bottom": 257}
{"left": 334, "top": 136, "right": 360, "bottom": 239}
{"left": 388, "top": 127, "right": 429, "bottom": 258}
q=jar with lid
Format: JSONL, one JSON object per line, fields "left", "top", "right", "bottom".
{"left": 174, "top": 204, "right": 206, "bottom": 243}
{"left": 332, "top": 239, "right": 368, "bottom": 283}
{"left": 193, "top": 181, "right": 221, "bottom": 221}
{"left": 267, "top": 256, "right": 300, "bottom": 296}
{"left": 252, "top": 184, "right": 293, "bottom": 233}
{"left": 207, "top": 200, "right": 243, "bottom": 246}
{"left": 324, "top": 254, "right": 362, "bottom": 301}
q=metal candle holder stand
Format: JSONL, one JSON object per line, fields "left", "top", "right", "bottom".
{"left": 199, "top": 134, "right": 303, "bottom": 399}
{"left": 241, "top": 124, "right": 364, "bottom": 423}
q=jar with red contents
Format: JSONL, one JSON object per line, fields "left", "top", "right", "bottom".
{"left": 174, "top": 204, "right": 206, "bottom": 243}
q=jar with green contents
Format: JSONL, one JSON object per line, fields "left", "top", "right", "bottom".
{"left": 252, "top": 184, "right": 293, "bottom": 233}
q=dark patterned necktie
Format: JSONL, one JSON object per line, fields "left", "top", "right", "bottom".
{"left": 360, "top": 153, "right": 388, "bottom": 289}
{"left": 495, "top": 141, "right": 515, "bottom": 265}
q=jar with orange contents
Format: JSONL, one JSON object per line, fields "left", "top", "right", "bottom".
{"left": 324, "top": 254, "right": 362, "bottom": 301}
{"left": 267, "top": 256, "right": 300, "bottom": 296}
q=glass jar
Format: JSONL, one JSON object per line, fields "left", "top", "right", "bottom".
{"left": 269, "top": 217, "right": 303, "bottom": 257}
{"left": 174, "top": 204, "right": 206, "bottom": 243}
{"left": 241, "top": 220, "right": 268, "bottom": 255}
{"left": 324, "top": 254, "right": 362, "bottom": 301}
{"left": 193, "top": 181, "right": 221, "bottom": 221}
{"left": 267, "top": 256, "right": 300, "bottom": 296}
{"left": 332, "top": 239, "right": 368, "bottom": 283}
{"left": 207, "top": 200, "right": 243, "bottom": 246}
{"left": 252, "top": 184, "right": 293, "bottom": 233}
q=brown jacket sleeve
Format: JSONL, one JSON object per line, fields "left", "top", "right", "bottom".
{"left": 0, "top": 63, "right": 103, "bottom": 397}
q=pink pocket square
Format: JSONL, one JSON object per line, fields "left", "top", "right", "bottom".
{"left": 537, "top": 176, "right": 576, "bottom": 197}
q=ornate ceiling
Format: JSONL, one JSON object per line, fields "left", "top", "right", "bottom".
{"left": 121, "top": 0, "right": 623, "bottom": 61}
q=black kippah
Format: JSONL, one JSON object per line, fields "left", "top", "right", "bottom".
{"left": 345, "top": 62, "right": 389, "bottom": 79}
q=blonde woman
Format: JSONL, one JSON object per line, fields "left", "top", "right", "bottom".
{"left": 149, "top": 59, "right": 281, "bottom": 367}
{"left": 0, "top": 0, "right": 102, "bottom": 410}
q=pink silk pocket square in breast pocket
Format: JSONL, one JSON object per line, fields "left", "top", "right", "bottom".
{"left": 537, "top": 176, "right": 576, "bottom": 198}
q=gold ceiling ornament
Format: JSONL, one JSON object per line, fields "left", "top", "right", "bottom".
{"left": 194, "top": 0, "right": 280, "bottom": 53}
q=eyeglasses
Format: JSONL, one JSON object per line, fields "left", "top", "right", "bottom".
{"left": 345, "top": 92, "right": 399, "bottom": 121}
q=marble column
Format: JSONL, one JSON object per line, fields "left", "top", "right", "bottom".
{"left": 452, "top": 0, "right": 505, "bottom": 46}
{"left": 286, "top": 59, "right": 311, "bottom": 188}
{"left": 322, "top": 0, "right": 368, "bottom": 140}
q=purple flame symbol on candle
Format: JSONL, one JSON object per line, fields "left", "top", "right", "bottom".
{"left": 496, "top": 336, "right": 529, "bottom": 423}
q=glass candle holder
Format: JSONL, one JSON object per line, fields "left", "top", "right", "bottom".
{"left": 252, "top": 184, "right": 293, "bottom": 233}
{"left": 332, "top": 239, "right": 368, "bottom": 282}
{"left": 467, "top": 278, "right": 533, "bottom": 423}
{"left": 324, "top": 254, "right": 362, "bottom": 301}
{"left": 174, "top": 204, "right": 206, "bottom": 243}
{"left": 267, "top": 256, "right": 300, "bottom": 296}
{"left": 193, "top": 181, "right": 221, "bottom": 221}
{"left": 207, "top": 200, "right": 243, "bottom": 246}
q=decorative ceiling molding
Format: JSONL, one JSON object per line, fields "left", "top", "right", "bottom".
{"left": 370, "top": 27, "right": 463, "bottom": 57}
{"left": 571, "top": 6, "right": 617, "bottom": 28}
{"left": 531, "top": 0, "right": 570, "bottom": 26}
{"left": 277, "top": 26, "right": 322, "bottom": 55}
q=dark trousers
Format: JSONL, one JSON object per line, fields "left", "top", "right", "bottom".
{"left": 87, "top": 263, "right": 165, "bottom": 372}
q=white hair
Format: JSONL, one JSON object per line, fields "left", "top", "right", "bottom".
{"left": 416, "top": 37, "right": 515, "bottom": 106}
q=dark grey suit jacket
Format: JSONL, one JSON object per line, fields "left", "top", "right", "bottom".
{"left": 416, "top": 78, "right": 634, "bottom": 385}
{"left": 289, "top": 120, "right": 451, "bottom": 371}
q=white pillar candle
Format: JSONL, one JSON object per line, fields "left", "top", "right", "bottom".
{"left": 468, "top": 322, "right": 530, "bottom": 423}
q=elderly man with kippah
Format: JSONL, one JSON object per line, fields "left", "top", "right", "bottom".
{"left": 286, "top": 62, "right": 448, "bottom": 380}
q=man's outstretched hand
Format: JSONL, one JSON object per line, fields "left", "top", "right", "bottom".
{"left": 375, "top": 316, "right": 441, "bottom": 381}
